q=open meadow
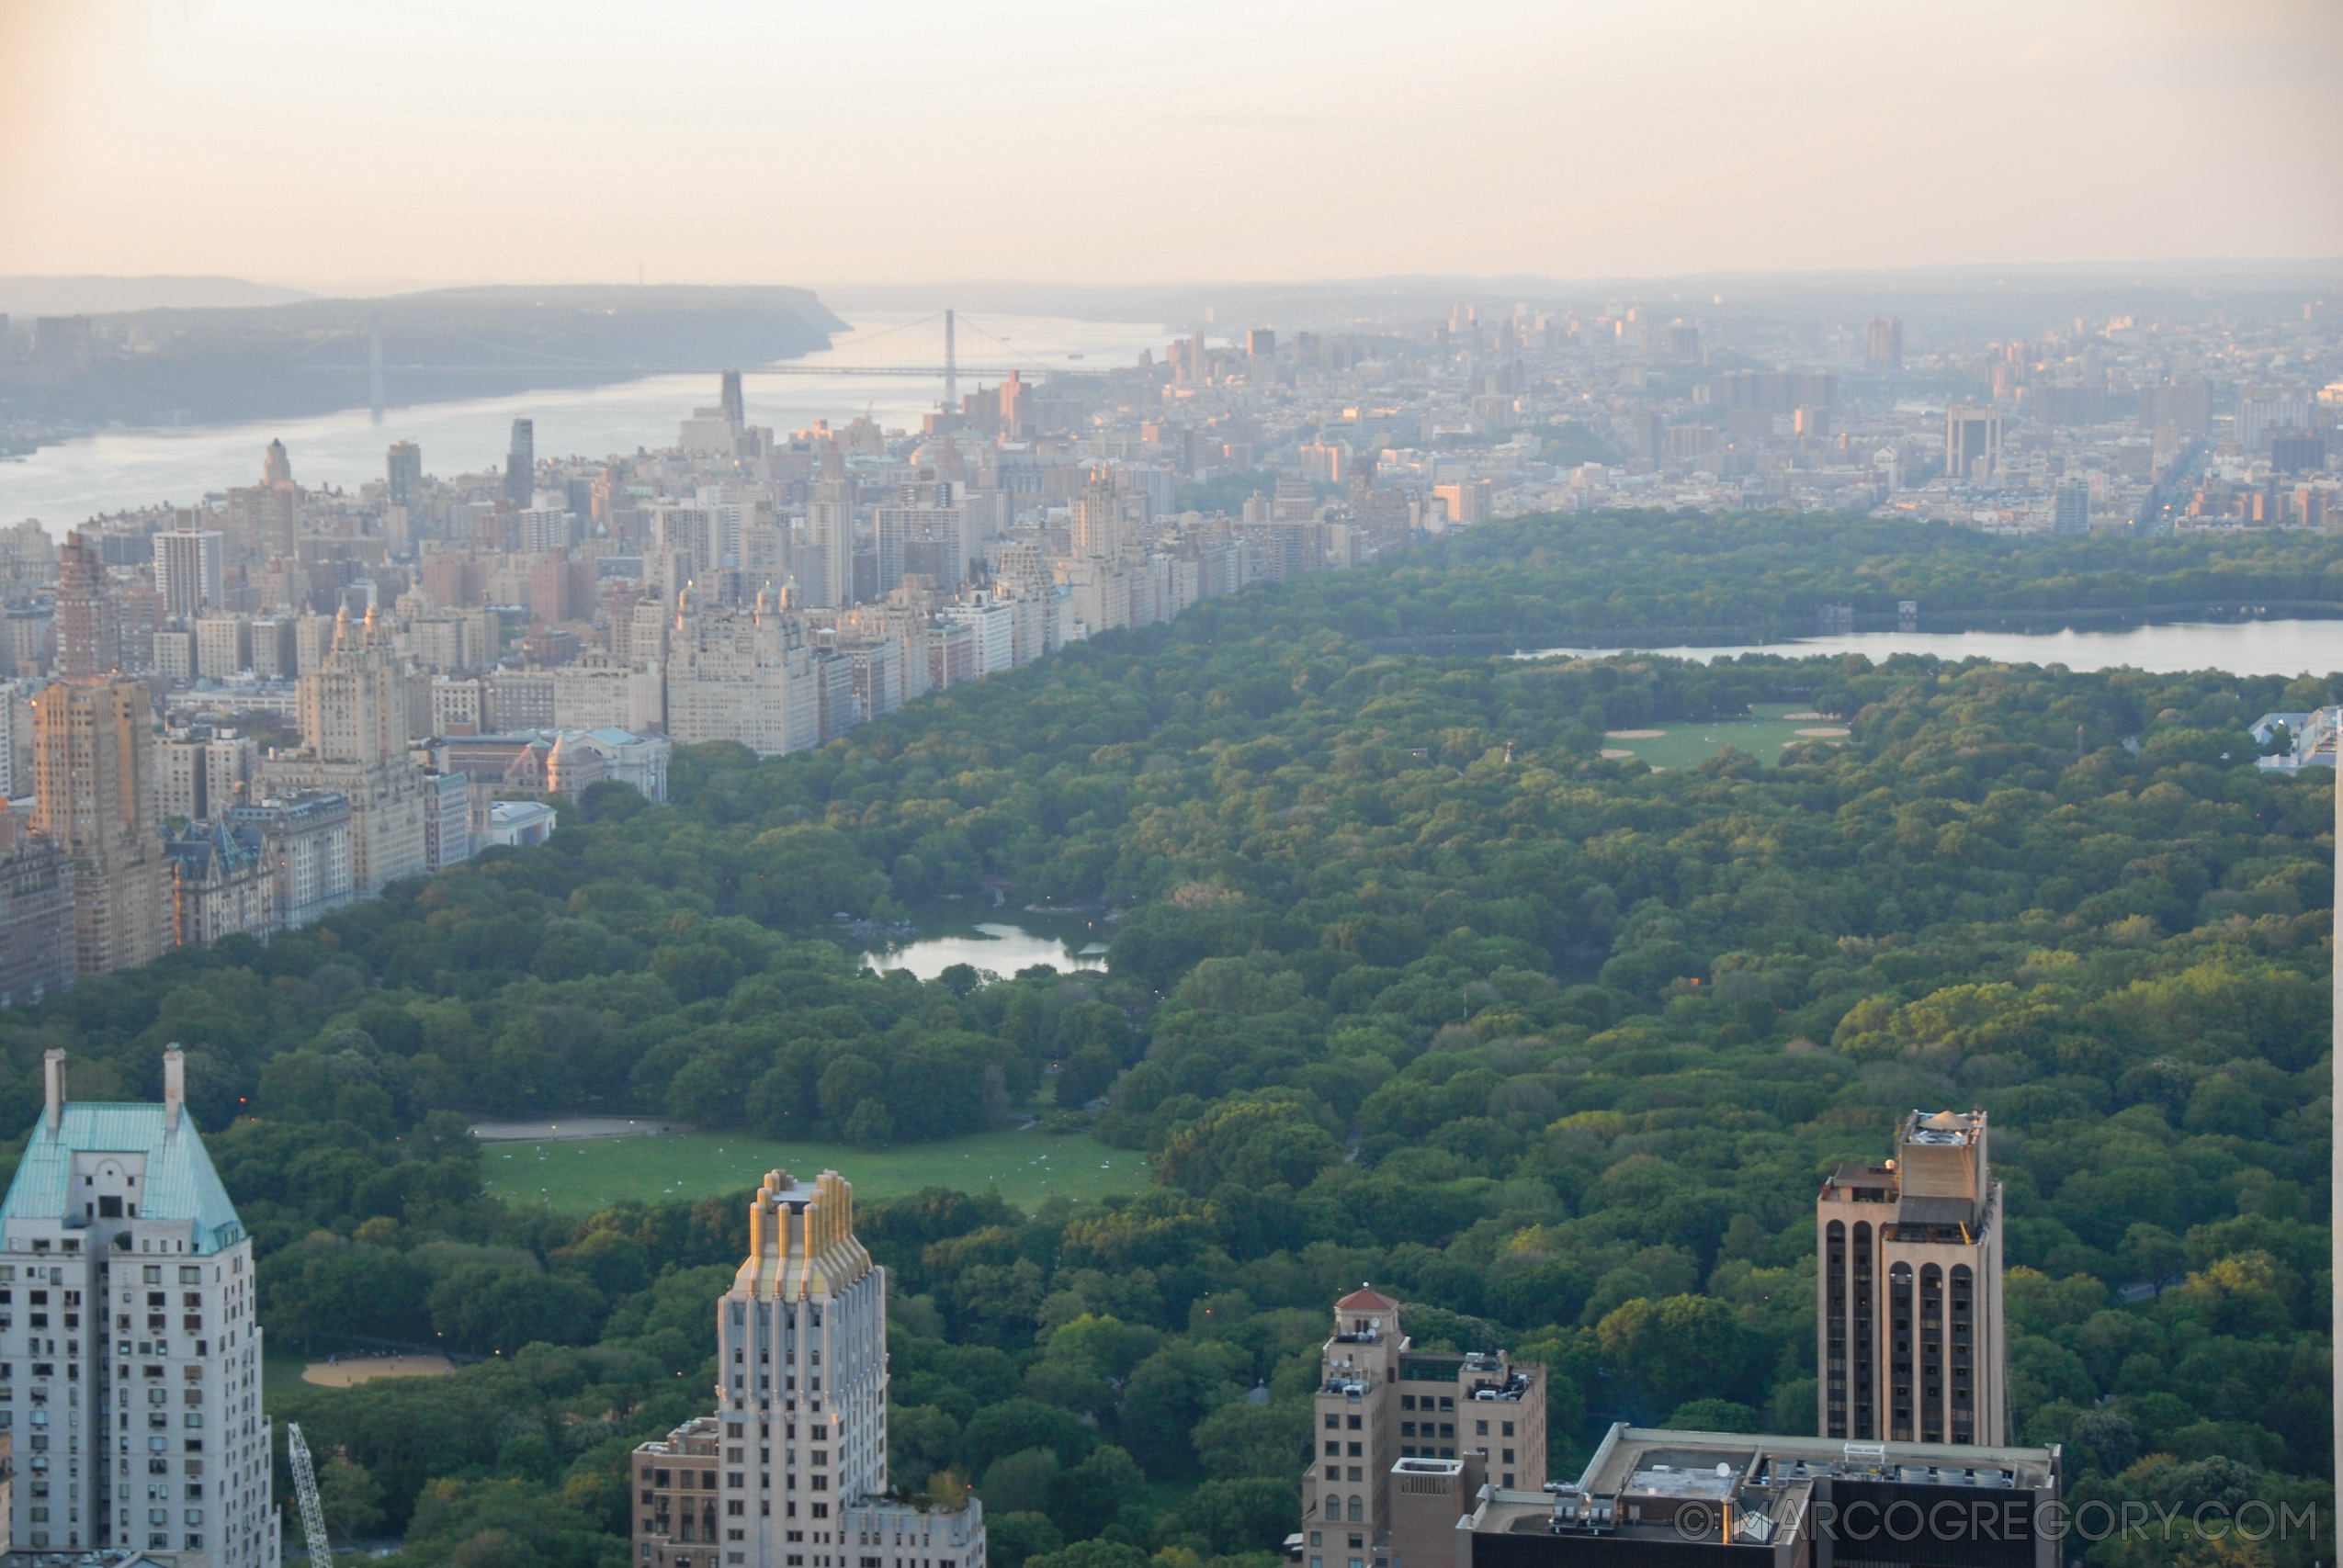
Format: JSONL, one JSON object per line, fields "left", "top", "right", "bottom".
{"left": 478, "top": 1125, "right": 1152, "bottom": 1213}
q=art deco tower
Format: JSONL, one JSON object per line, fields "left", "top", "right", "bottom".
{"left": 631, "top": 1170, "right": 984, "bottom": 1568}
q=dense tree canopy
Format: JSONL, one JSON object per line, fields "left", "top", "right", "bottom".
{"left": 0, "top": 513, "right": 2332, "bottom": 1568}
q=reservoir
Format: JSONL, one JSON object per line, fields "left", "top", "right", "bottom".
{"left": 1520, "top": 619, "right": 2342, "bottom": 679}
{"left": 0, "top": 310, "right": 1169, "bottom": 535}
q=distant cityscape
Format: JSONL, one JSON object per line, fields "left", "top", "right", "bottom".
{"left": 0, "top": 286, "right": 2338, "bottom": 1004}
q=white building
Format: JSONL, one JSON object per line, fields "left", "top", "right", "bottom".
{"left": 0, "top": 1049, "right": 279, "bottom": 1568}
{"left": 152, "top": 532, "right": 224, "bottom": 622}
{"left": 631, "top": 1169, "right": 985, "bottom": 1568}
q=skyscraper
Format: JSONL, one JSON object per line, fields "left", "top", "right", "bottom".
{"left": 1071, "top": 468, "right": 1122, "bottom": 558}
{"left": 387, "top": 441, "right": 424, "bottom": 506}
{"left": 2, "top": 1047, "right": 280, "bottom": 1566}
{"left": 801, "top": 484, "right": 853, "bottom": 610}
{"left": 1944, "top": 406, "right": 2001, "bottom": 483}
{"left": 1817, "top": 1110, "right": 2006, "bottom": 1447}
{"left": 32, "top": 678, "right": 172, "bottom": 977}
{"left": 629, "top": 1168, "right": 986, "bottom": 1568}
{"left": 504, "top": 417, "right": 537, "bottom": 507}
{"left": 53, "top": 531, "right": 119, "bottom": 679}
{"left": 153, "top": 530, "right": 225, "bottom": 621}
{"left": 227, "top": 444, "right": 299, "bottom": 561}
{"left": 720, "top": 370, "right": 745, "bottom": 437}
{"left": 1865, "top": 316, "right": 1904, "bottom": 372}
{"left": 2053, "top": 479, "right": 2091, "bottom": 537}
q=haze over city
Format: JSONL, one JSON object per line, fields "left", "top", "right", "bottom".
{"left": 5, "top": 0, "right": 2341, "bottom": 289}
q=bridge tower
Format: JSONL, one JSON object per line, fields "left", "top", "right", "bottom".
{"left": 368, "top": 311, "right": 386, "bottom": 425}
{"left": 944, "top": 309, "right": 956, "bottom": 414}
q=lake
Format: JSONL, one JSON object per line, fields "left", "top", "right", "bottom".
{"left": 0, "top": 310, "right": 1170, "bottom": 534}
{"left": 861, "top": 904, "right": 1112, "bottom": 982}
{"left": 1519, "top": 619, "right": 2342, "bottom": 678}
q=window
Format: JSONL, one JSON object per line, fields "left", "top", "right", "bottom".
{"left": 142, "top": 1267, "right": 160, "bottom": 1285}
{"left": 1399, "top": 1396, "right": 1415, "bottom": 1411}
{"left": 1345, "top": 1415, "right": 1361, "bottom": 1430}
{"left": 1501, "top": 1423, "right": 1513, "bottom": 1438}
{"left": 1322, "top": 1415, "right": 1339, "bottom": 1429}
{"left": 1475, "top": 1421, "right": 1488, "bottom": 1436}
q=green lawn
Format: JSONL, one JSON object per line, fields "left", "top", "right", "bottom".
{"left": 1602, "top": 702, "right": 1850, "bottom": 770}
{"left": 264, "top": 1343, "right": 317, "bottom": 1406}
{"left": 481, "top": 1126, "right": 1154, "bottom": 1215}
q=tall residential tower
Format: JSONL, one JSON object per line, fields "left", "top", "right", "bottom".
{"left": 1817, "top": 1110, "right": 2006, "bottom": 1447}
{"left": 631, "top": 1169, "right": 984, "bottom": 1568}
{"left": 0, "top": 1048, "right": 277, "bottom": 1568}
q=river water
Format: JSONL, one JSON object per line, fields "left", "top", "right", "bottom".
{"left": 0, "top": 310, "right": 1171, "bottom": 534}
{"left": 1521, "top": 620, "right": 2342, "bottom": 678}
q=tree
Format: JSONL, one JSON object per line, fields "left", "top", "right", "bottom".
{"left": 317, "top": 1453, "right": 387, "bottom": 1540}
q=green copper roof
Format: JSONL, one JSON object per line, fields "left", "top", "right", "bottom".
{"left": 0, "top": 1104, "right": 245, "bottom": 1255}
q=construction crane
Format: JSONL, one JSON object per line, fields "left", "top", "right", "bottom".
{"left": 286, "top": 1421, "right": 333, "bottom": 1566}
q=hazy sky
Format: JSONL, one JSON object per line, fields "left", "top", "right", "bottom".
{"left": 3, "top": 0, "right": 2338, "bottom": 293}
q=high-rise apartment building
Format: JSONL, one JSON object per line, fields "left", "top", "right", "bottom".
{"left": 53, "top": 533, "right": 119, "bottom": 680}
{"left": 1817, "top": 1110, "right": 2006, "bottom": 1447}
{"left": 1944, "top": 406, "right": 2002, "bottom": 483}
{"left": 255, "top": 607, "right": 428, "bottom": 896}
{"left": 0, "top": 1048, "right": 279, "bottom": 1567}
{"left": 504, "top": 418, "right": 537, "bottom": 507}
{"left": 386, "top": 441, "right": 424, "bottom": 507}
{"left": 801, "top": 487, "right": 853, "bottom": 609}
{"left": 666, "top": 589, "right": 819, "bottom": 758}
{"left": 1300, "top": 1288, "right": 1546, "bottom": 1551}
{"left": 1071, "top": 469, "right": 1122, "bottom": 558}
{"left": 2053, "top": 479, "right": 2091, "bottom": 537}
{"left": 32, "top": 679, "right": 172, "bottom": 978}
{"left": 1864, "top": 316, "right": 1904, "bottom": 372}
{"left": 226, "top": 443, "right": 300, "bottom": 561}
{"left": 153, "top": 532, "right": 225, "bottom": 622}
{"left": 629, "top": 1168, "right": 985, "bottom": 1568}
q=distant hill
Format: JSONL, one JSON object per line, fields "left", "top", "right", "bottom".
{"left": 0, "top": 284, "right": 846, "bottom": 428}
{"left": 0, "top": 275, "right": 316, "bottom": 316}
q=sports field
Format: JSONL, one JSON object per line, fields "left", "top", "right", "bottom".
{"left": 481, "top": 1126, "right": 1152, "bottom": 1214}
{"left": 1602, "top": 703, "right": 1851, "bottom": 770}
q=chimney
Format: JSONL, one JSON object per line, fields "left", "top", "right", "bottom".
{"left": 164, "top": 1045, "right": 186, "bottom": 1130}
{"left": 42, "top": 1048, "right": 64, "bottom": 1132}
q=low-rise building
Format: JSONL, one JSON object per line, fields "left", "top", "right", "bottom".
{"left": 1454, "top": 1424, "right": 2060, "bottom": 1568}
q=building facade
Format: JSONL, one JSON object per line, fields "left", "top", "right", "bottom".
{"left": 0, "top": 807, "right": 74, "bottom": 1008}
{"left": 1817, "top": 1110, "right": 2006, "bottom": 1448}
{"left": 255, "top": 607, "right": 428, "bottom": 897}
{"left": 32, "top": 680, "right": 173, "bottom": 980}
{"left": 0, "top": 1049, "right": 278, "bottom": 1568}
{"left": 1301, "top": 1288, "right": 1546, "bottom": 1555}
{"left": 630, "top": 1168, "right": 984, "bottom": 1568}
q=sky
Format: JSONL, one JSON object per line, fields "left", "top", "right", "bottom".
{"left": 2, "top": 0, "right": 2339, "bottom": 294}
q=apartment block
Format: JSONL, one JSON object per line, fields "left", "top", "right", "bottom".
{"left": 1301, "top": 1288, "right": 1545, "bottom": 1558}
